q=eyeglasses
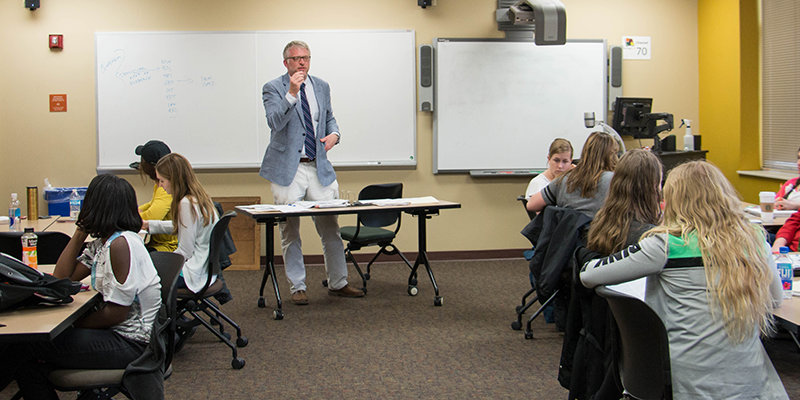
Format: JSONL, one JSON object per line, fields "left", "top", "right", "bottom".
{"left": 285, "top": 56, "right": 311, "bottom": 62}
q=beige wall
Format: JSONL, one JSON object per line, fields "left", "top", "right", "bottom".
{"left": 0, "top": 0, "right": 699, "bottom": 255}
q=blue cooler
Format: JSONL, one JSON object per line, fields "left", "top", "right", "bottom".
{"left": 44, "top": 187, "right": 87, "bottom": 217}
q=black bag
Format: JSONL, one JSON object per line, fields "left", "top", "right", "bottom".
{"left": 0, "top": 252, "right": 82, "bottom": 311}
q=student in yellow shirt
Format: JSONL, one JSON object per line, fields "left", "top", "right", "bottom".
{"left": 130, "top": 140, "right": 178, "bottom": 252}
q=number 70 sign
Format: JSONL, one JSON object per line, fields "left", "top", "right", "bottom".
{"left": 622, "top": 36, "right": 651, "bottom": 60}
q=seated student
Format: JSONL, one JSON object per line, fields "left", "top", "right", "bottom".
{"left": 131, "top": 140, "right": 177, "bottom": 252}
{"left": 143, "top": 153, "right": 219, "bottom": 294}
{"left": 771, "top": 211, "right": 800, "bottom": 252}
{"left": 775, "top": 146, "right": 800, "bottom": 210}
{"left": 586, "top": 148, "right": 663, "bottom": 253}
{"left": 525, "top": 138, "right": 574, "bottom": 199}
{"left": 580, "top": 161, "right": 788, "bottom": 399}
{"left": 527, "top": 131, "right": 618, "bottom": 216}
{"left": 0, "top": 175, "right": 162, "bottom": 399}
{"left": 562, "top": 149, "right": 663, "bottom": 399}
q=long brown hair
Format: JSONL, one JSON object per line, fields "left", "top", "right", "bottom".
{"left": 647, "top": 161, "right": 775, "bottom": 343}
{"left": 155, "top": 153, "right": 216, "bottom": 234}
{"left": 587, "top": 149, "right": 662, "bottom": 254}
{"left": 562, "top": 132, "right": 618, "bottom": 197}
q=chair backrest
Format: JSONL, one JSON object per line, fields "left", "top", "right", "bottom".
{"left": 595, "top": 285, "right": 672, "bottom": 400}
{"left": 0, "top": 231, "right": 71, "bottom": 264}
{"left": 517, "top": 195, "right": 537, "bottom": 220}
{"left": 149, "top": 251, "right": 184, "bottom": 372}
{"left": 206, "top": 211, "right": 237, "bottom": 282}
{"left": 358, "top": 183, "right": 403, "bottom": 228}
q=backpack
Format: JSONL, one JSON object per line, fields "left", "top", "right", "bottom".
{"left": 0, "top": 252, "right": 82, "bottom": 312}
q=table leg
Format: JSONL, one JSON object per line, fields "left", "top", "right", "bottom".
{"left": 257, "top": 217, "right": 283, "bottom": 320}
{"left": 408, "top": 209, "right": 443, "bottom": 306}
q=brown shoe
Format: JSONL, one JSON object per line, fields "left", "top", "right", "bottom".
{"left": 291, "top": 290, "right": 309, "bottom": 305}
{"left": 328, "top": 284, "right": 365, "bottom": 298}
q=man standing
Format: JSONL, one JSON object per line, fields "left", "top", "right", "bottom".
{"left": 260, "top": 40, "right": 364, "bottom": 305}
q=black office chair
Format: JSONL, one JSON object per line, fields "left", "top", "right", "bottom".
{"left": 516, "top": 206, "right": 591, "bottom": 339}
{"left": 337, "top": 183, "right": 413, "bottom": 293}
{"left": 0, "top": 231, "right": 71, "bottom": 264}
{"left": 176, "top": 211, "right": 247, "bottom": 369}
{"left": 516, "top": 194, "right": 537, "bottom": 221}
{"left": 595, "top": 285, "right": 673, "bottom": 400}
{"left": 511, "top": 195, "right": 539, "bottom": 331}
{"left": 47, "top": 251, "right": 184, "bottom": 400}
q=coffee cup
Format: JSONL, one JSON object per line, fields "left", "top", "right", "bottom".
{"left": 759, "top": 191, "right": 776, "bottom": 222}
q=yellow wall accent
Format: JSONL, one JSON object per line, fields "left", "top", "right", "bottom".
{"left": 699, "top": 0, "right": 782, "bottom": 202}
{"left": 2, "top": 0, "right": 701, "bottom": 255}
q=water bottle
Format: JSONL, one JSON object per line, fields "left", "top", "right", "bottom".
{"left": 776, "top": 246, "right": 793, "bottom": 299}
{"left": 69, "top": 189, "right": 81, "bottom": 220}
{"left": 21, "top": 228, "right": 38, "bottom": 270}
{"left": 8, "top": 193, "right": 20, "bottom": 231}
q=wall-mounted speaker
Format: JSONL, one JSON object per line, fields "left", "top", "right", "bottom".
{"left": 608, "top": 46, "right": 622, "bottom": 111}
{"left": 25, "top": 0, "right": 39, "bottom": 10}
{"left": 418, "top": 44, "right": 434, "bottom": 112}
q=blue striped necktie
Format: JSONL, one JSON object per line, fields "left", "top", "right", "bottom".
{"left": 299, "top": 83, "right": 316, "bottom": 160}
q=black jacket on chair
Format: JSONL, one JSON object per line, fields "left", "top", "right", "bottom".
{"left": 521, "top": 206, "right": 592, "bottom": 302}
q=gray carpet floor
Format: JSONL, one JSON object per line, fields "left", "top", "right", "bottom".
{"left": 2, "top": 259, "right": 797, "bottom": 399}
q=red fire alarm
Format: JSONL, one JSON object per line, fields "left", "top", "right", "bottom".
{"left": 49, "top": 34, "right": 63, "bottom": 49}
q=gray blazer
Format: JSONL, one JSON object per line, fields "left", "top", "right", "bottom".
{"left": 259, "top": 74, "right": 339, "bottom": 187}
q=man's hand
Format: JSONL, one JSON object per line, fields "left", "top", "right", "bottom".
{"left": 320, "top": 134, "right": 339, "bottom": 151}
{"left": 289, "top": 71, "right": 305, "bottom": 97}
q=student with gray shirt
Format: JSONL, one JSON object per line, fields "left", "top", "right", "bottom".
{"left": 527, "top": 131, "right": 618, "bottom": 217}
{"left": 581, "top": 161, "right": 788, "bottom": 399}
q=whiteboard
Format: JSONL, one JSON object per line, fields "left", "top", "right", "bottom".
{"left": 433, "top": 39, "right": 606, "bottom": 173}
{"left": 95, "top": 30, "right": 416, "bottom": 171}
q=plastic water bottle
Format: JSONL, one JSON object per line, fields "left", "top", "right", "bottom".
{"left": 69, "top": 189, "right": 81, "bottom": 220}
{"left": 8, "top": 193, "right": 20, "bottom": 231}
{"left": 21, "top": 228, "right": 38, "bottom": 270}
{"left": 776, "top": 246, "right": 793, "bottom": 299}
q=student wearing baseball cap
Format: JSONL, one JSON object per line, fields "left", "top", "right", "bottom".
{"left": 131, "top": 140, "right": 177, "bottom": 252}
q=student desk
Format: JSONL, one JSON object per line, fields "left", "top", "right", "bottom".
{"left": 773, "top": 278, "right": 800, "bottom": 351}
{"left": 0, "top": 216, "right": 62, "bottom": 233}
{"left": 0, "top": 265, "right": 98, "bottom": 343}
{"left": 236, "top": 200, "right": 461, "bottom": 320}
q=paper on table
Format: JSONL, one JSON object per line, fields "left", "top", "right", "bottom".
{"left": 309, "top": 199, "right": 350, "bottom": 208}
{"left": 237, "top": 204, "right": 312, "bottom": 213}
{"left": 607, "top": 277, "right": 646, "bottom": 301}
{"left": 404, "top": 196, "right": 439, "bottom": 204}
{"left": 359, "top": 198, "right": 411, "bottom": 206}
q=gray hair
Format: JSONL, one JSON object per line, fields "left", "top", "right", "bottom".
{"left": 283, "top": 40, "right": 310, "bottom": 59}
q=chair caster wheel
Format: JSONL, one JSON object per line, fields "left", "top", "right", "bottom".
{"left": 258, "top": 298, "right": 266, "bottom": 308}
{"left": 322, "top": 279, "right": 328, "bottom": 287}
{"left": 511, "top": 321, "right": 522, "bottom": 330}
{"left": 407, "top": 286, "right": 418, "bottom": 296}
{"left": 364, "top": 273, "right": 371, "bottom": 280}
{"left": 434, "top": 296, "right": 443, "bottom": 306}
{"left": 231, "top": 358, "right": 246, "bottom": 369}
{"left": 236, "top": 336, "right": 248, "bottom": 347}
{"left": 273, "top": 310, "right": 284, "bottom": 320}
{"left": 524, "top": 332, "right": 533, "bottom": 340}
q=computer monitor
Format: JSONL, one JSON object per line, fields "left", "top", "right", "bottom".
{"left": 611, "top": 97, "right": 653, "bottom": 138}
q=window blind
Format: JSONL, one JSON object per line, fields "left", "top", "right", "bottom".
{"left": 762, "top": 0, "right": 800, "bottom": 170}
